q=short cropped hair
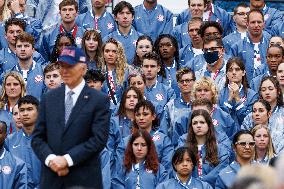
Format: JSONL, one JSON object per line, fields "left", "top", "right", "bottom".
{"left": 233, "top": 3, "right": 249, "bottom": 15}
{"left": 59, "top": 0, "right": 78, "bottom": 12}
{"left": 247, "top": 9, "right": 264, "bottom": 22}
{"left": 18, "top": 95, "right": 39, "bottom": 110}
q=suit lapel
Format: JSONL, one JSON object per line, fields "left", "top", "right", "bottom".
{"left": 63, "top": 85, "right": 90, "bottom": 133}
{"left": 57, "top": 86, "right": 66, "bottom": 129}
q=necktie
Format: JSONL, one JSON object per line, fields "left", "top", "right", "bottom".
{"left": 65, "top": 90, "right": 74, "bottom": 124}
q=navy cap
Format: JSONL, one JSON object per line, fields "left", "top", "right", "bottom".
{"left": 58, "top": 46, "right": 86, "bottom": 65}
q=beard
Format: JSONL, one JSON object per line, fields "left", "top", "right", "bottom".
{"left": 18, "top": 56, "right": 32, "bottom": 62}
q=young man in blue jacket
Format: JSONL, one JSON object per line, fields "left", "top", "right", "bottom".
{"left": 40, "top": 0, "right": 85, "bottom": 61}
{"left": 103, "top": 1, "right": 141, "bottom": 65}
{"left": 229, "top": 9, "right": 271, "bottom": 82}
{"left": 250, "top": 0, "right": 284, "bottom": 34}
{"left": 6, "top": 95, "right": 41, "bottom": 189}
{"left": 0, "top": 18, "right": 45, "bottom": 75}
{"left": 4, "top": 32, "right": 46, "bottom": 100}
{"left": 76, "top": 0, "right": 116, "bottom": 39}
{"left": 25, "top": 0, "right": 89, "bottom": 30}
{"left": 133, "top": 0, "right": 173, "bottom": 42}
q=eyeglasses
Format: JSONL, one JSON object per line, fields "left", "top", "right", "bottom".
{"left": 235, "top": 141, "right": 256, "bottom": 147}
{"left": 204, "top": 32, "right": 221, "bottom": 38}
{"left": 179, "top": 79, "right": 194, "bottom": 84}
{"left": 236, "top": 12, "right": 248, "bottom": 16}
{"left": 203, "top": 46, "right": 222, "bottom": 53}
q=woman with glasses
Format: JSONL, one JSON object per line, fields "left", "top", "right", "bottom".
{"left": 81, "top": 29, "right": 104, "bottom": 70}
{"left": 218, "top": 57, "right": 258, "bottom": 128}
{"left": 112, "top": 130, "right": 168, "bottom": 189}
{"left": 242, "top": 76, "right": 284, "bottom": 154}
{"left": 181, "top": 109, "right": 230, "bottom": 187}
{"left": 156, "top": 147, "right": 213, "bottom": 189}
{"left": 215, "top": 130, "right": 255, "bottom": 189}
{"left": 251, "top": 125, "right": 275, "bottom": 164}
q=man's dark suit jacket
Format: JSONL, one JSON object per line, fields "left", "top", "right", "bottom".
{"left": 32, "top": 84, "right": 110, "bottom": 189}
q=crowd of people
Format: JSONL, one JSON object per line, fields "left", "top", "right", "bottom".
{"left": 0, "top": 0, "right": 284, "bottom": 188}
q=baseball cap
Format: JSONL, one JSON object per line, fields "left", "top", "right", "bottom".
{"left": 57, "top": 46, "right": 86, "bottom": 65}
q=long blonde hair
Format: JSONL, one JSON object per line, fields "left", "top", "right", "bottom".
{"left": 251, "top": 125, "right": 275, "bottom": 161}
{"left": 0, "top": 71, "right": 26, "bottom": 109}
{"left": 0, "top": 0, "right": 11, "bottom": 22}
{"left": 102, "top": 38, "right": 127, "bottom": 85}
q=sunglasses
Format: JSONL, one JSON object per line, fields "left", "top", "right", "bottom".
{"left": 235, "top": 141, "right": 256, "bottom": 147}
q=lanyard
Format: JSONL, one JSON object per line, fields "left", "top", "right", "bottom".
{"left": 208, "top": 4, "right": 213, "bottom": 20}
{"left": 94, "top": 16, "right": 99, "bottom": 30}
{"left": 133, "top": 164, "right": 141, "bottom": 189}
{"left": 60, "top": 24, "right": 78, "bottom": 39}
{"left": 175, "top": 175, "right": 192, "bottom": 189}
{"left": 212, "top": 69, "right": 220, "bottom": 80}
{"left": 197, "top": 149, "right": 203, "bottom": 176}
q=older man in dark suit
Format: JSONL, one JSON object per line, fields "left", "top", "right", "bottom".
{"left": 32, "top": 46, "right": 110, "bottom": 189}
